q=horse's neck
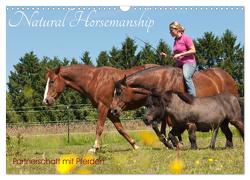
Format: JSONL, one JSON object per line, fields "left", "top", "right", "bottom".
{"left": 126, "top": 67, "right": 182, "bottom": 91}
{"left": 60, "top": 66, "right": 95, "bottom": 95}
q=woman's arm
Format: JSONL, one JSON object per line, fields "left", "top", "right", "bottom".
{"left": 173, "top": 45, "right": 196, "bottom": 60}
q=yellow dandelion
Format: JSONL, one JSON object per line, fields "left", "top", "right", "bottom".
{"left": 169, "top": 158, "right": 184, "bottom": 174}
{"left": 138, "top": 131, "right": 158, "bottom": 147}
{"left": 56, "top": 154, "right": 78, "bottom": 174}
{"left": 195, "top": 160, "right": 200, "bottom": 165}
{"left": 208, "top": 158, "right": 213, "bottom": 162}
{"left": 76, "top": 168, "right": 92, "bottom": 174}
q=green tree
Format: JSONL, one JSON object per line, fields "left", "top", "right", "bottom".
{"left": 70, "top": 58, "right": 79, "bottom": 65}
{"left": 6, "top": 93, "right": 21, "bottom": 123}
{"left": 120, "top": 37, "right": 138, "bottom": 69}
{"left": 96, "top": 51, "right": 110, "bottom": 67}
{"left": 109, "top": 47, "right": 122, "bottom": 68}
{"left": 155, "top": 39, "right": 173, "bottom": 65}
{"left": 81, "top": 51, "right": 93, "bottom": 65}
{"left": 194, "top": 32, "right": 222, "bottom": 68}
{"left": 7, "top": 52, "right": 42, "bottom": 123}
{"left": 218, "top": 30, "right": 244, "bottom": 96}
{"left": 136, "top": 43, "right": 155, "bottom": 65}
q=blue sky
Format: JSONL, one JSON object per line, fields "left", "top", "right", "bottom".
{"left": 6, "top": 6, "right": 244, "bottom": 79}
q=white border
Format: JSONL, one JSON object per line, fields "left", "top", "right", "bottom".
{"left": 1, "top": 0, "right": 246, "bottom": 6}
{"left": 1, "top": 0, "right": 248, "bottom": 179}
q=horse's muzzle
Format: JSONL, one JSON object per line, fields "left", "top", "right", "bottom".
{"left": 110, "top": 108, "right": 121, "bottom": 117}
{"left": 43, "top": 99, "right": 49, "bottom": 105}
{"left": 143, "top": 118, "right": 151, "bottom": 126}
{"left": 43, "top": 97, "right": 55, "bottom": 106}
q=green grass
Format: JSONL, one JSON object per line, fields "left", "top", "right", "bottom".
{"left": 6, "top": 128, "right": 244, "bottom": 174}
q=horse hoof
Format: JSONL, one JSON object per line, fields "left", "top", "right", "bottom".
{"left": 209, "top": 145, "right": 215, "bottom": 149}
{"left": 88, "top": 148, "right": 96, "bottom": 153}
{"left": 133, "top": 144, "right": 140, "bottom": 150}
{"left": 177, "top": 142, "right": 184, "bottom": 149}
{"left": 191, "top": 146, "right": 198, "bottom": 150}
{"left": 225, "top": 141, "right": 233, "bottom": 148}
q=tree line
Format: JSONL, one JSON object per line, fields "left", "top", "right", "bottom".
{"left": 7, "top": 29, "right": 244, "bottom": 124}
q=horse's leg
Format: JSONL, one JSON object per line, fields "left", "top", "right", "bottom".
{"left": 210, "top": 126, "right": 219, "bottom": 149}
{"left": 230, "top": 118, "right": 244, "bottom": 140}
{"left": 152, "top": 121, "right": 173, "bottom": 149}
{"left": 168, "top": 128, "right": 179, "bottom": 148}
{"left": 160, "top": 117, "right": 167, "bottom": 137}
{"left": 165, "top": 116, "right": 183, "bottom": 146}
{"left": 187, "top": 123, "right": 198, "bottom": 150}
{"left": 88, "top": 103, "right": 108, "bottom": 153}
{"left": 108, "top": 113, "right": 139, "bottom": 150}
{"left": 220, "top": 121, "right": 233, "bottom": 148}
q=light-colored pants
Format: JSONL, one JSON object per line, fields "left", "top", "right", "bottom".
{"left": 183, "top": 62, "right": 197, "bottom": 96}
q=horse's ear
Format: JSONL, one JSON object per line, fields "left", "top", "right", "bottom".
{"left": 54, "top": 66, "right": 61, "bottom": 75}
{"left": 121, "top": 75, "right": 127, "bottom": 86}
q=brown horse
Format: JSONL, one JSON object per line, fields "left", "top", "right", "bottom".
{"left": 43, "top": 64, "right": 159, "bottom": 152}
{"left": 110, "top": 66, "right": 239, "bottom": 147}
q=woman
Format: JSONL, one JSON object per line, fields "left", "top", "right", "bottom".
{"left": 161, "top": 21, "right": 197, "bottom": 96}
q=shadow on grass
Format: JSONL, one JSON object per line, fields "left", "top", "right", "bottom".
{"left": 102, "top": 148, "right": 133, "bottom": 153}
{"left": 148, "top": 145, "right": 232, "bottom": 151}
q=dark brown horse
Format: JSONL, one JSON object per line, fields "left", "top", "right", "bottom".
{"left": 110, "top": 66, "right": 239, "bottom": 147}
{"left": 43, "top": 64, "right": 159, "bottom": 152}
{"left": 144, "top": 90, "right": 244, "bottom": 149}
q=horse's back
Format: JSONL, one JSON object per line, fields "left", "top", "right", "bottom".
{"left": 201, "top": 93, "right": 241, "bottom": 120}
{"left": 193, "top": 68, "right": 238, "bottom": 97}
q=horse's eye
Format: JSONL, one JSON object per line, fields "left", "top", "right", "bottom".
{"left": 115, "top": 89, "right": 122, "bottom": 96}
{"left": 50, "top": 80, "right": 55, "bottom": 84}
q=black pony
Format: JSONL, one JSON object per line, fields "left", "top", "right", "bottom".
{"left": 144, "top": 90, "right": 244, "bottom": 149}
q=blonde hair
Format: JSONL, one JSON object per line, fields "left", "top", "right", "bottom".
{"left": 169, "top": 21, "right": 185, "bottom": 33}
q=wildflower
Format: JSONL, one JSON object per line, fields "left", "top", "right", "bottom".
{"left": 56, "top": 154, "right": 78, "bottom": 174}
{"left": 169, "top": 158, "right": 184, "bottom": 174}
{"left": 76, "top": 168, "right": 92, "bottom": 174}
{"left": 208, "top": 158, "right": 213, "bottom": 162}
{"left": 138, "top": 131, "right": 158, "bottom": 147}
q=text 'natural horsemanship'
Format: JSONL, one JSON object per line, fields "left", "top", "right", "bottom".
{"left": 8, "top": 9, "right": 155, "bottom": 32}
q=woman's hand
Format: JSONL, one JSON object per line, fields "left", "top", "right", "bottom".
{"left": 160, "top": 52, "right": 167, "bottom": 58}
{"left": 173, "top": 53, "right": 183, "bottom": 60}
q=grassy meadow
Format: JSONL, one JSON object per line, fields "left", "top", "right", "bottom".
{"left": 6, "top": 127, "right": 244, "bottom": 174}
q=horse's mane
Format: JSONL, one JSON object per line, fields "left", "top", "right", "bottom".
{"left": 60, "top": 64, "right": 95, "bottom": 70}
{"left": 147, "top": 89, "right": 163, "bottom": 107}
{"left": 125, "top": 65, "right": 178, "bottom": 80}
{"left": 170, "top": 91, "right": 195, "bottom": 104}
{"left": 149, "top": 89, "right": 195, "bottom": 105}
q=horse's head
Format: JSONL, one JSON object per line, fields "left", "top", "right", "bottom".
{"left": 110, "top": 75, "right": 150, "bottom": 117}
{"left": 43, "top": 67, "right": 66, "bottom": 105}
{"left": 110, "top": 76, "right": 131, "bottom": 117}
{"left": 143, "top": 90, "right": 166, "bottom": 126}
